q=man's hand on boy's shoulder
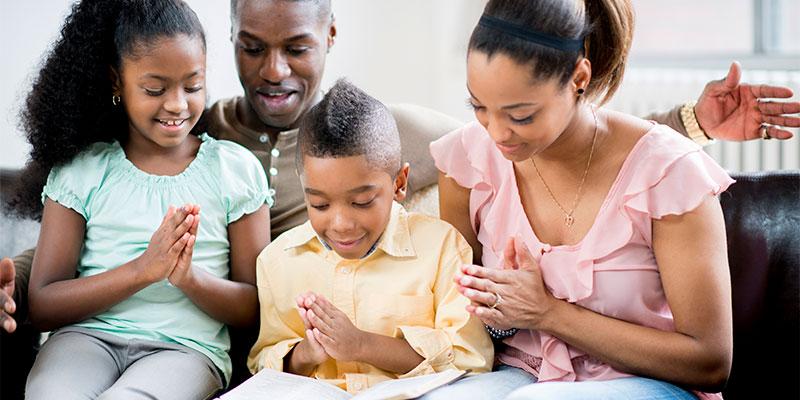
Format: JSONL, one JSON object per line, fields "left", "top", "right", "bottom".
{"left": 304, "top": 294, "right": 367, "bottom": 362}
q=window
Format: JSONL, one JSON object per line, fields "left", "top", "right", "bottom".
{"left": 629, "top": 0, "right": 799, "bottom": 69}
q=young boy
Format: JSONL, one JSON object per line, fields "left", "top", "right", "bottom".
{"left": 247, "top": 80, "right": 493, "bottom": 393}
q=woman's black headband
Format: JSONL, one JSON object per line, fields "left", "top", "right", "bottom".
{"left": 478, "top": 14, "right": 584, "bottom": 52}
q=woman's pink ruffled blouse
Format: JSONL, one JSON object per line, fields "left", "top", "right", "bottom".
{"left": 430, "top": 121, "right": 733, "bottom": 399}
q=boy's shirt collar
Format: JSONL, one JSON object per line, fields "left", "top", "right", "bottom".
{"left": 283, "top": 201, "right": 416, "bottom": 259}
{"left": 314, "top": 234, "right": 380, "bottom": 259}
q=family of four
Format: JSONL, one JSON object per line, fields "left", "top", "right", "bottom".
{"left": 1, "top": 0, "right": 798, "bottom": 399}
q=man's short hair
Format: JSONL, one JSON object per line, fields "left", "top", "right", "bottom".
{"left": 297, "top": 79, "right": 401, "bottom": 177}
{"left": 231, "top": 0, "right": 332, "bottom": 23}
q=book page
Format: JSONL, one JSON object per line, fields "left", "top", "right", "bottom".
{"left": 352, "top": 369, "right": 467, "bottom": 400}
{"left": 218, "top": 369, "right": 352, "bottom": 400}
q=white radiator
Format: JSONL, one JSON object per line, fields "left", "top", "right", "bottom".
{"left": 608, "top": 68, "right": 800, "bottom": 172}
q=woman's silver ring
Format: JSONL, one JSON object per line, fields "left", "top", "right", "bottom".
{"left": 490, "top": 292, "right": 503, "bottom": 309}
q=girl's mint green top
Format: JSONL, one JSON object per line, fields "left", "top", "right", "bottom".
{"left": 41, "top": 133, "right": 272, "bottom": 383}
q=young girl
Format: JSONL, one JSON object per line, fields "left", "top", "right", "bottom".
{"left": 424, "top": 0, "right": 733, "bottom": 399}
{"left": 20, "top": 1, "right": 271, "bottom": 399}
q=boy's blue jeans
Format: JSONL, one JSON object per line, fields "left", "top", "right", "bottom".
{"left": 419, "top": 365, "right": 696, "bottom": 400}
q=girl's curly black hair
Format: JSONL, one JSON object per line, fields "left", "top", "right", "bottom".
{"left": 7, "top": 0, "right": 205, "bottom": 219}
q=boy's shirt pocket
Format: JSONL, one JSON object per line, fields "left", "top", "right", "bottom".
{"left": 358, "top": 293, "right": 435, "bottom": 334}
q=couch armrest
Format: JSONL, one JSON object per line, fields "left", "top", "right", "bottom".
{"left": 1, "top": 168, "right": 22, "bottom": 203}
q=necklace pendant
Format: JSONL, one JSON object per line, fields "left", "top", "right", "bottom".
{"left": 565, "top": 215, "right": 575, "bottom": 227}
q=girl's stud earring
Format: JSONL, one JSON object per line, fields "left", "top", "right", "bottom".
{"left": 112, "top": 95, "right": 121, "bottom": 106}
{"left": 577, "top": 88, "right": 585, "bottom": 95}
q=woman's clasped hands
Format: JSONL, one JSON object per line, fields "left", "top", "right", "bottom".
{"left": 455, "top": 237, "right": 560, "bottom": 332}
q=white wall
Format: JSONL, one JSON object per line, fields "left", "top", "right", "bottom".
{"left": 325, "top": 1, "right": 483, "bottom": 119}
{"left": 1, "top": 2, "right": 72, "bottom": 169}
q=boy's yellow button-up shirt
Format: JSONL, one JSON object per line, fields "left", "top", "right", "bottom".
{"left": 248, "top": 202, "right": 493, "bottom": 393}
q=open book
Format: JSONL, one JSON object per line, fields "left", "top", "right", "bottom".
{"left": 217, "top": 368, "right": 468, "bottom": 400}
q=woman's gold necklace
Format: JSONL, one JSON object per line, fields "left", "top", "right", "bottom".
{"left": 530, "top": 107, "right": 599, "bottom": 228}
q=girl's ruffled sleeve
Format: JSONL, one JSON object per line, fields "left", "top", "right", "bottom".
{"left": 216, "top": 140, "right": 273, "bottom": 225}
{"left": 41, "top": 143, "right": 114, "bottom": 220}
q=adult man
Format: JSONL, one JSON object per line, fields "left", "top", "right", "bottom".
{"left": 2, "top": 0, "right": 799, "bottom": 396}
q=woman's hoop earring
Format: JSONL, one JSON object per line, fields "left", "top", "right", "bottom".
{"left": 112, "top": 95, "right": 121, "bottom": 106}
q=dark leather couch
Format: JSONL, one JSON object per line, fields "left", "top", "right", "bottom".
{"left": 719, "top": 171, "right": 799, "bottom": 399}
{"left": 1, "top": 169, "right": 798, "bottom": 399}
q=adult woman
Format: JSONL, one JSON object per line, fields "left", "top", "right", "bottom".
{"left": 427, "top": 0, "right": 733, "bottom": 399}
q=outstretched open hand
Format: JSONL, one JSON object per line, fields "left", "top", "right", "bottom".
{"left": 696, "top": 61, "right": 799, "bottom": 141}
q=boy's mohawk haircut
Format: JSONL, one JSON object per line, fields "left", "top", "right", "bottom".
{"left": 297, "top": 79, "right": 401, "bottom": 175}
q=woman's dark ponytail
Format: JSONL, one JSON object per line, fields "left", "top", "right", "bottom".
{"left": 583, "top": 0, "right": 634, "bottom": 105}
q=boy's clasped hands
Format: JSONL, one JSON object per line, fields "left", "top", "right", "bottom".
{"left": 135, "top": 204, "right": 201, "bottom": 288}
{"left": 294, "top": 292, "right": 366, "bottom": 366}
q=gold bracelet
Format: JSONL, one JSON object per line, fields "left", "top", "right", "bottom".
{"left": 680, "top": 101, "right": 714, "bottom": 146}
